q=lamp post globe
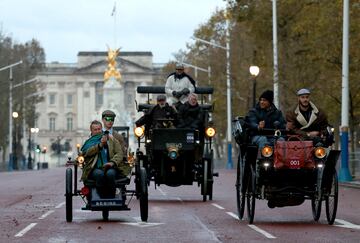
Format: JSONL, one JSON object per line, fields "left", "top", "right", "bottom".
{"left": 249, "top": 66, "right": 260, "bottom": 77}
{"left": 249, "top": 66, "right": 260, "bottom": 107}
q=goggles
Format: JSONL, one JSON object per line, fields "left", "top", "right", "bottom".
{"left": 104, "top": 116, "right": 115, "bottom": 122}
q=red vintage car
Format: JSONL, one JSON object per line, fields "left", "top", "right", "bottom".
{"left": 232, "top": 116, "right": 340, "bottom": 225}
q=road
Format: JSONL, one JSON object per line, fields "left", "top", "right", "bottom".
{"left": 1, "top": 167, "right": 360, "bottom": 242}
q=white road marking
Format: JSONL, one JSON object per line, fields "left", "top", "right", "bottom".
{"left": 226, "top": 211, "right": 276, "bottom": 239}
{"left": 121, "top": 222, "right": 165, "bottom": 228}
{"left": 158, "top": 188, "right": 166, "bottom": 196}
{"left": 55, "top": 202, "right": 65, "bottom": 209}
{"left": 38, "top": 210, "right": 55, "bottom": 219}
{"left": 74, "top": 209, "right": 92, "bottom": 213}
{"left": 248, "top": 225, "right": 276, "bottom": 239}
{"left": 14, "top": 223, "right": 37, "bottom": 237}
{"left": 192, "top": 215, "right": 221, "bottom": 242}
{"left": 212, "top": 203, "right": 225, "bottom": 210}
{"left": 226, "top": 211, "right": 239, "bottom": 220}
{"left": 335, "top": 219, "right": 360, "bottom": 230}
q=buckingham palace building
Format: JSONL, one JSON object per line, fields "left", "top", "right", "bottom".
{"left": 34, "top": 51, "right": 162, "bottom": 165}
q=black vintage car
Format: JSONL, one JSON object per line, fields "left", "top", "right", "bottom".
{"left": 134, "top": 86, "right": 218, "bottom": 201}
{"left": 232, "top": 116, "right": 340, "bottom": 224}
{"left": 65, "top": 126, "right": 148, "bottom": 222}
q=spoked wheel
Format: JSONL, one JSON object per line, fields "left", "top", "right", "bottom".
{"left": 102, "top": 210, "right": 109, "bottom": 221}
{"left": 208, "top": 152, "right": 214, "bottom": 201}
{"left": 65, "top": 168, "right": 73, "bottom": 222}
{"left": 311, "top": 197, "right": 322, "bottom": 221}
{"left": 247, "top": 166, "right": 256, "bottom": 224}
{"left": 325, "top": 171, "right": 338, "bottom": 225}
{"left": 312, "top": 169, "right": 323, "bottom": 222}
{"left": 139, "top": 167, "right": 148, "bottom": 222}
{"left": 236, "top": 153, "right": 247, "bottom": 220}
{"left": 202, "top": 159, "right": 209, "bottom": 202}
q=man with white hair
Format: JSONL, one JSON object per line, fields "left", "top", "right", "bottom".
{"left": 165, "top": 63, "right": 195, "bottom": 110}
{"left": 286, "top": 88, "right": 329, "bottom": 139}
{"left": 177, "top": 93, "right": 204, "bottom": 130}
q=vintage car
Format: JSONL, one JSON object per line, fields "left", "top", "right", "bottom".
{"left": 134, "top": 86, "right": 218, "bottom": 201}
{"left": 232, "top": 116, "right": 340, "bottom": 224}
{"left": 65, "top": 126, "right": 148, "bottom": 222}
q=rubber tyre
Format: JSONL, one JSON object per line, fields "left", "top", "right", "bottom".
{"left": 325, "top": 171, "right": 338, "bottom": 225}
{"left": 65, "top": 168, "right": 73, "bottom": 222}
{"left": 247, "top": 166, "right": 256, "bottom": 224}
{"left": 312, "top": 169, "right": 323, "bottom": 222}
{"left": 236, "top": 154, "right": 246, "bottom": 220}
{"left": 139, "top": 167, "right": 148, "bottom": 222}
{"left": 102, "top": 210, "right": 109, "bottom": 221}
{"left": 202, "top": 159, "right": 208, "bottom": 202}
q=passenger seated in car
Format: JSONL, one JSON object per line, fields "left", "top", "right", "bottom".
{"left": 246, "top": 90, "right": 286, "bottom": 150}
{"left": 286, "top": 88, "right": 330, "bottom": 144}
{"left": 80, "top": 120, "right": 128, "bottom": 198}
{"left": 135, "top": 94, "right": 177, "bottom": 129}
{"left": 177, "top": 93, "right": 204, "bottom": 130}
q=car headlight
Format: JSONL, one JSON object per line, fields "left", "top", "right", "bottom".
{"left": 205, "top": 127, "right": 216, "bottom": 138}
{"left": 261, "top": 145, "right": 273, "bottom": 157}
{"left": 134, "top": 126, "right": 145, "bottom": 138}
{"left": 77, "top": 155, "right": 84, "bottom": 164}
{"left": 168, "top": 147, "right": 178, "bottom": 160}
{"left": 314, "top": 147, "right": 326, "bottom": 159}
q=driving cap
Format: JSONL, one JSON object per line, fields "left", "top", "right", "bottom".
{"left": 175, "top": 63, "right": 184, "bottom": 69}
{"left": 157, "top": 94, "right": 167, "bottom": 101}
{"left": 102, "top": 110, "right": 116, "bottom": 118}
{"left": 297, "top": 88, "right": 311, "bottom": 96}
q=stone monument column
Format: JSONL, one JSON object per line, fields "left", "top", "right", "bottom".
{"left": 100, "top": 47, "right": 132, "bottom": 127}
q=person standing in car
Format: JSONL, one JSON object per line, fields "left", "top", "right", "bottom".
{"left": 165, "top": 63, "right": 195, "bottom": 110}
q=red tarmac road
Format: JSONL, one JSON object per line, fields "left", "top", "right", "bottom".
{"left": 0, "top": 167, "right": 360, "bottom": 242}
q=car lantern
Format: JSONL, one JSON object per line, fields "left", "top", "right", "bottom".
{"left": 77, "top": 155, "right": 85, "bottom": 168}
{"left": 134, "top": 126, "right": 145, "bottom": 138}
{"left": 261, "top": 145, "right": 273, "bottom": 158}
{"left": 205, "top": 127, "right": 216, "bottom": 138}
{"left": 167, "top": 146, "right": 179, "bottom": 160}
{"left": 314, "top": 147, "right": 326, "bottom": 159}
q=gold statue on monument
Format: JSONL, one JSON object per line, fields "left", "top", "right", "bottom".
{"left": 104, "top": 46, "right": 122, "bottom": 82}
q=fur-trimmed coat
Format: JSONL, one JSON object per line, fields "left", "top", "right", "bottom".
{"left": 165, "top": 73, "right": 195, "bottom": 105}
{"left": 286, "top": 101, "right": 329, "bottom": 136}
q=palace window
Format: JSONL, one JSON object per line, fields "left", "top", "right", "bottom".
{"left": 49, "top": 117, "right": 56, "bottom": 131}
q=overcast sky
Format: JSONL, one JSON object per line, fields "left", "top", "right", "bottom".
{"left": 0, "top": 0, "right": 226, "bottom": 64}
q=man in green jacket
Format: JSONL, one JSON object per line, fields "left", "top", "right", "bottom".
{"left": 81, "top": 120, "right": 129, "bottom": 198}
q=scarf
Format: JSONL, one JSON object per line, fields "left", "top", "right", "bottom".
{"left": 81, "top": 134, "right": 108, "bottom": 168}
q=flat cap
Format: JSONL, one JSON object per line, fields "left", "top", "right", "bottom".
{"left": 175, "top": 63, "right": 184, "bottom": 69}
{"left": 297, "top": 88, "right": 311, "bottom": 96}
{"left": 157, "top": 94, "right": 167, "bottom": 101}
{"left": 102, "top": 110, "right": 116, "bottom": 117}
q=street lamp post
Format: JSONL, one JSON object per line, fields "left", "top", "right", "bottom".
{"left": 249, "top": 66, "right": 260, "bottom": 107}
{"left": 192, "top": 32, "right": 233, "bottom": 168}
{"left": 0, "top": 60, "right": 23, "bottom": 169}
{"left": 28, "top": 127, "right": 39, "bottom": 169}
{"left": 12, "top": 112, "right": 19, "bottom": 170}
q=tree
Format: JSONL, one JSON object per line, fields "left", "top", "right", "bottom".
{"left": 0, "top": 31, "right": 45, "bottom": 170}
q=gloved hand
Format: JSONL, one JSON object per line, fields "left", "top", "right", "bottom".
{"left": 172, "top": 91, "right": 178, "bottom": 97}
{"left": 175, "top": 91, "right": 183, "bottom": 98}
{"left": 103, "top": 162, "right": 113, "bottom": 171}
{"left": 181, "top": 88, "right": 190, "bottom": 95}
